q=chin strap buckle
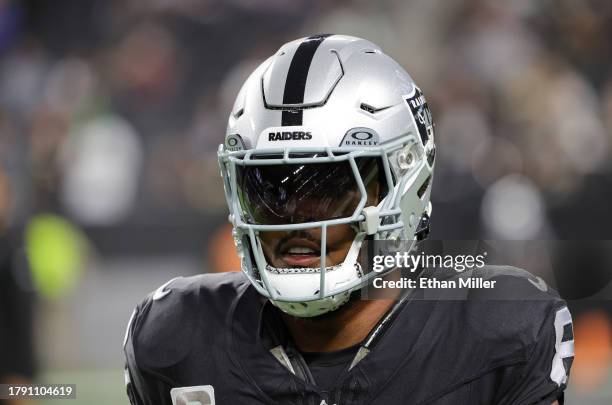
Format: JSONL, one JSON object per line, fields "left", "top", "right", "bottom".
{"left": 361, "top": 206, "right": 380, "bottom": 235}
{"left": 415, "top": 212, "right": 430, "bottom": 241}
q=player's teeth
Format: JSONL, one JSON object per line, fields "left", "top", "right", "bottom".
{"left": 288, "top": 247, "right": 316, "bottom": 254}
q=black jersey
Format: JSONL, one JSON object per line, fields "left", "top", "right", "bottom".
{"left": 301, "top": 345, "right": 360, "bottom": 393}
{"left": 124, "top": 266, "right": 573, "bottom": 405}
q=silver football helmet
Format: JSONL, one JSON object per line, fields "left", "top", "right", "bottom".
{"left": 218, "top": 34, "right": 435, "bottom": 317}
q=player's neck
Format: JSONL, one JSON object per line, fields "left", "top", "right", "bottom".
{"left": 280, "top": 295, "right": 398, "bottom": 353}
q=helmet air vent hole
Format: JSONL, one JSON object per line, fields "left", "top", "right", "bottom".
{"left": 360, "top": 103, "right": 390, "bottom": 114}
{"left": 360, "top": 103, "right": 376, "bottom": 114}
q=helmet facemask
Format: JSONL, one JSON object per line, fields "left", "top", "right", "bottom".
{"left": 218, "top": 137, "right": 432, "bottom": 318}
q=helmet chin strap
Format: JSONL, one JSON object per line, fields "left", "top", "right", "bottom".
{"left": 268, "top": 233, "right": 366, "bottom": 318}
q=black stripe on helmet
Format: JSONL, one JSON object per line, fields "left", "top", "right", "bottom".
{"left": 281, "top": 34, "right": 331, "bottom": 126}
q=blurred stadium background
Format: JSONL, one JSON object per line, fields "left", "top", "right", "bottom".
{"left": 0, "top": 0, "right": 611, "bottom": 403}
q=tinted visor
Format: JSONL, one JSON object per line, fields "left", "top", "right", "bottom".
{"left": 236, "top": 156, "right": 383, "bottom": 225}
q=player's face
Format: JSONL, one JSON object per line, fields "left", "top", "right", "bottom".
{"left": 236, "top": 157, "right": 382, "bottom": 268}
{"left": 257, "top": 179, "right": 380, "bottom": 269}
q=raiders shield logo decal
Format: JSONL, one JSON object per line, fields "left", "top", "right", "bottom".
{"left": 404, "top": 86, "right": 436, "bottom": 166}
{"left": 170, "top": 385, "right": 215, "bottom": 405}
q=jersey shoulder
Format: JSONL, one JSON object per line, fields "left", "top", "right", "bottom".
{"left": 467, "top": 266, "right": 574, "bottom": 396}
{"left": 414, "top": 265, "right": 574, "bottom": 390}
{"left": 457, "top": 265, "right": 569, "bottom": 351}
{"left": 125, "top": 272, "right": 251, "bottom": 370}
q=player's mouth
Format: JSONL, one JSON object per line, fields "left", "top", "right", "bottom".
{"left": 277, "top": 238, "right": 322, "bottom": 267}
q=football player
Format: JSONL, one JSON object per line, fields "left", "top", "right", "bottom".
{"left": 124, "top": 35, "right": 573, "bottom": 405}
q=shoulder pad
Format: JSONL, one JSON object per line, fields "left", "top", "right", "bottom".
{"left": 126, "top": 272, "right": 249, "bottom": 370}
{"left": 459, "top": 265, "right": 566, "bottom": 348}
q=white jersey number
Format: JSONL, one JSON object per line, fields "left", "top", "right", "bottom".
{"left": 550, "top": 306, "right": 574, "bottom": 386}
